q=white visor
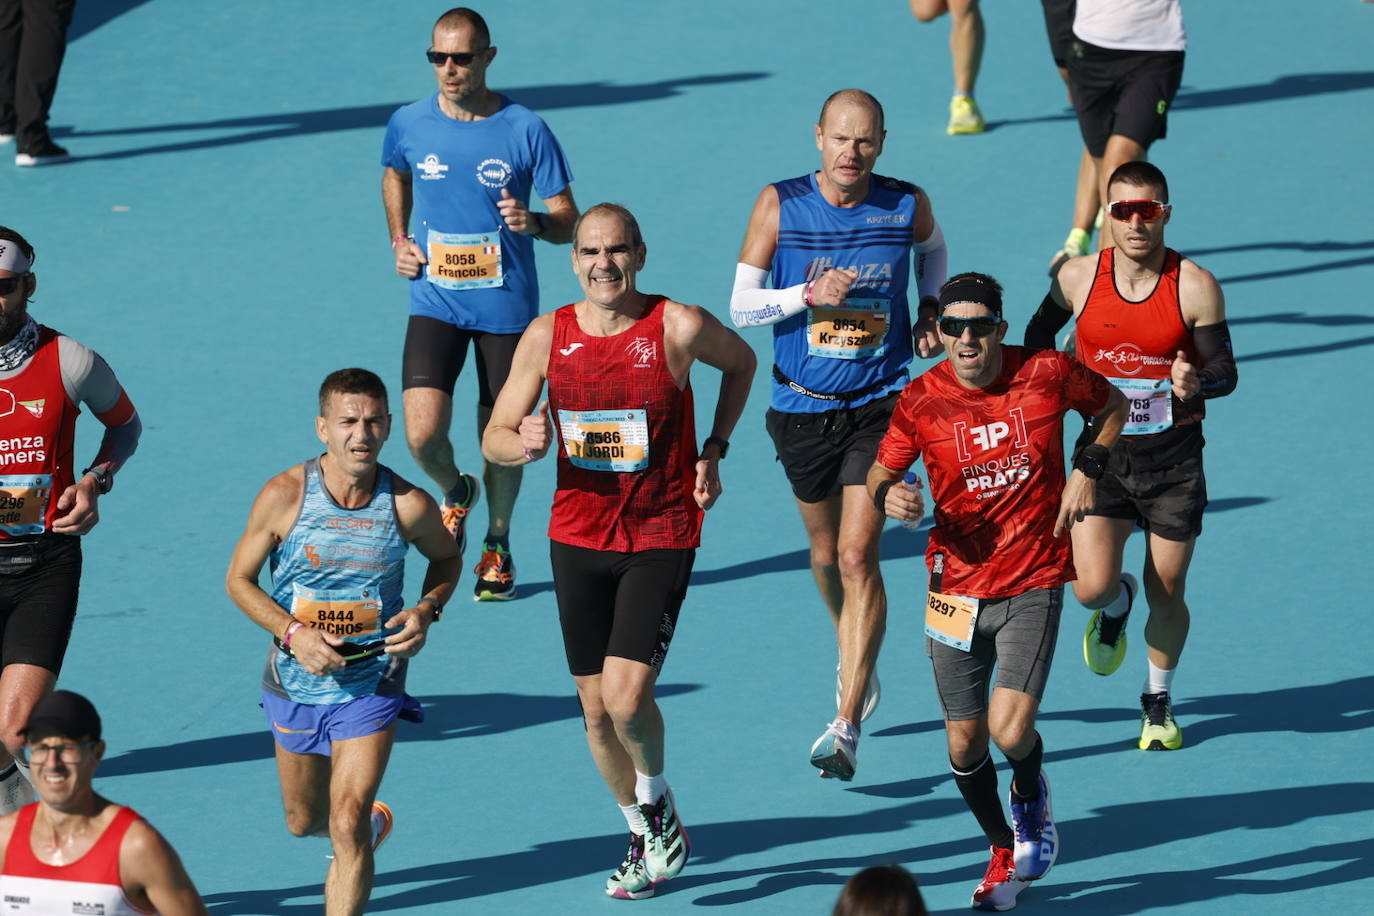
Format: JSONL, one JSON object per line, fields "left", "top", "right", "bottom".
{"left": 0, "top": 242, "right": 31, "bottom": 274}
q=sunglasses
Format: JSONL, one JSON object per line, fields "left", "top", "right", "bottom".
{"left": 1107, "top": 199, "right": 1171, "bottom": 223}
{"left": 0, "top": 274, "right": 28, "bottom": 296}
{"left": 939, "top": 316, "right": 1001, "bottom": 338}
{"left": 426, "top": 48, "right": 490, "bottom": 67}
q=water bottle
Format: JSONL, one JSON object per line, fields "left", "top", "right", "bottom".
{"left": 900, "top": 472, "right": 923, "bottom": 531}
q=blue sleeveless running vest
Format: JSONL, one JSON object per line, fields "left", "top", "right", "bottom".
{"left": 769, "top": 172, "right": 918, "bottom": 413}
{"left": 261, "top": 458, "right": 410, "bottom": 704}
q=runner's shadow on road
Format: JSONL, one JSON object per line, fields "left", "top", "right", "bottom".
{"left": 50, "top": 72, "right": 768, "bottom": 162}
{"left": 690, "top": 525, "right": 931, "bottom": 587}
{"left": 101, "top": 684, "right": 701, "bottom": 776}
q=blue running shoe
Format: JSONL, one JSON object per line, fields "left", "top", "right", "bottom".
{"left": 1009, "top": 771, "right": 1058, "bottom": 880}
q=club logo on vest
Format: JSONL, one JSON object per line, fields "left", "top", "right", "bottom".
{"left": 625, "top": 338, "right": 656, "bottom": 368}
{"left": 476, "top": 157, "right": 513, "bottom": 188}
{"left": 17, "top": 399, "right": 43, "bottom": 418}
{"left": 1093, "top": 343, "right": 1172, "bottom": 377}
{"left": 417, "top": 154, "right": 449, "bottom": 181}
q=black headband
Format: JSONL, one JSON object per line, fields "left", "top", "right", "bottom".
{"left": 938, "top": 277, "right": 1002, "bottom": 317}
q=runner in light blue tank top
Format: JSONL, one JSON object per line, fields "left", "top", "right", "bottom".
{"left": 262, "top": 457, "right": 408, "bottom": 705}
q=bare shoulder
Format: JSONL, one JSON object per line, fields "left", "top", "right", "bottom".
{"left": 662, "top": 299, "right": 709, "bottom": 339}
{"left": 253, "top": 466, "right": 305, "bottom": 519}
{"left": 1178, "top": 256, "right": 1221, "bottom": 293}
{"left": 0, "top": 809, "right": 17, "bottom": 854}
{"left": 1178, "top": 256, "right": 1226, "bottom": 323}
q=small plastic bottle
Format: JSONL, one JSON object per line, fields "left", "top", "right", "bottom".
{"left": 900, "top": 472, "right": 922, "bottom": 531}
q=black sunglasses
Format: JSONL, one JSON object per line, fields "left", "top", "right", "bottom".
{"left": 939, "top": 316, "right": 1000, "bottom": 338}
{"left": 0, "top": 274, "right": 28, "bottom": 296}
{"left": 426, "top": 48, "right": 490, "bottom": 67}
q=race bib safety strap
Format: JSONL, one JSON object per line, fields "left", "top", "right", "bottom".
{"left": 806, "top": 297, "right": 891, "bottom": 360}
{"left": 425, "top": 228, "right": 503, "bottom": 290}
{"left": 557, "top": 408, "right": 650, "bottom": 472}
{"left": 0, "top": 474, "right": 51, "bottom": 537}
{"left": 1111, "top": 376, "right": 1173, "bottom": 435}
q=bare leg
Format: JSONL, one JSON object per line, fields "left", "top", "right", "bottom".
{"left": 1141, "top": 533, "right": 1195, "bottom": 670}
{"left": 833, "top": 485, "right": 887, "bottom": 724}
{"left": 794, "top": 493, "right": 844, "bottom": 627}
{"left": 476, "top": 403, "right": 521, "bottom": 540}
{"left": 1069, "top": 515, "right": 1136, "bottom": 607}
{"left": 576, "top": 672, "right": 639, "bottom": 806}
{"left": 323, "top": 726, "right": 395, "bottom": 916}
{"left": 947, "top": 0, "right": 984, "bottom": 97}
{"left": 274, "top": 743, "right": 331, "bottom": 839}
{"left": 0, "top": 663, "right": 56, "bottom": 765}
{"left": 404, "top": 387, "right": 460, "bottom": 494}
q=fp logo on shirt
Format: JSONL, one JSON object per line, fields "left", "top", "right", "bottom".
{"left": 476, "top": 157, "right": 513, "bottom": 188}
{"left": 417, "top": 154, "right": 449, "bottom": 181}
{"left": 953, "top": 409, "right": 1028, "bottom": 460}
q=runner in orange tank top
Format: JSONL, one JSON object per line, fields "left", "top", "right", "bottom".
{"left": 1024, "top": 161, "right": 1238, "bottom": 752}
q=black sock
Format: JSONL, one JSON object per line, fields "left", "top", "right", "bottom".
{"left": 1007, "top": 734, "right": 1044, "bottom": 801}
{"left": 445, "top": 476, "right": 473, "bottom": 504}
{"left": 952, "top": 755, "right": 1013, "bottom": 850}
{"left": 484, "top": 532, "right": 509, "bottom": 551}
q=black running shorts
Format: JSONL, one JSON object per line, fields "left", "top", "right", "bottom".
{"left": 1066, "top": 41, "right": 1185, "bottom": 158}
{"left": 765, "top": 393, "right": 898, "bottom": 504}
{"left": 927, "top": 587, "right": 1063, "bottom": 721}
{"left": 550, "top": 541, "right": 695, "bottom": 677}
{"left": 0, "top": 534, "right": 82, "bottom": 674}
{"left": 401, "top": 315, "right": 520, "bottom": 406}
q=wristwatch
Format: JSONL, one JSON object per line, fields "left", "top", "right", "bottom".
{"left": 702, "top": 435, "right": 730, "bottom": 460}
{"left": 1073, "top": 445, "right": 1109, "bottom": 480}
{"left": 418, "top": 596, "right": 443, "bottom": 621}
{"left": 531, "top": 211, "right": 549, "bottom": 238}
{"left": 81, "top": 464, "right": 113, "bottom": 494}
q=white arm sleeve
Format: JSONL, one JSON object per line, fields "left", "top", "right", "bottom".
{"left": 913, "top": 220, "right": 947, "bottom": 304}
{"left": 729, "top": 263, "right": 809, "bottom": 328}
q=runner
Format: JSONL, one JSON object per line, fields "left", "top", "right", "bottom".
{"left": 0, "top": 690, "right": 206, "bottom": 914}
{"left": 872, "top": 272, "right": 1127, "bottom": 910}
{"left": 730, "top": 88, "right": 945, "bottom": 780}
{"left": 483, "top": 203, "right": 754, "bottom": 898}
{"left": 0, "top": 227, "right": 141, "bottom": 815}
{"left": 382, "top": 6, "right": 578, "bottom": 600}
{"left": 1026, "top": 160, "right": 1237, "bottom": 751}
{"left": 909, "top": 0, "right": 988, "bottom": 135}
{"left": 225, "top": 368, "right": 460, "bottom": 915}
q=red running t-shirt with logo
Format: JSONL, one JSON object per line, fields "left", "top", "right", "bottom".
{"left": 877, "top": 346, "right": 1112, "bottom": 599}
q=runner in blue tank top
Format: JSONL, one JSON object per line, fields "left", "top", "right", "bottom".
{"left": 730, "top": 89, "right": 948, "bottom": 781}
{"left": 381, "top": 8, "right": 580, "bottom": 603}
{"left": 226, "top": 369, "right": 459, "bottom": 915}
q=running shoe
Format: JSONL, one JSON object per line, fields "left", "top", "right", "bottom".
{"left": 809, "top": 716, "right": 858, "bottom": 781}
{"left": 1048, "top": 227, "right": 1093, "bottom": 276}
{"left": 1083, "top": 573, "right": 1136, "bottom": 676}
{"left": 947, "top": 96, "right": 985, "bottom": 135}
{"left": 1139, "top": 691, "right": 1183, "bottom": 751}
{"left": 370, "top": 800, "right": 394, "bottom": 851}
{"left": 641, "top": 789, "right": 690, "bottom": 883}
{"left": 971, "top": 846, "right": 1027, "bottom": 911}
{"left": 14, "top": 138, "right": 68, "bottom": 167}
{"left": 605, "top": 833, "right": 655, "bottom": 899}
{"left": 835, "top": 661, "right": 881, "bottom": 723}
{"left": 473, "top": 543, "right": 516, "bottom": 601}
{"left": 0, "top": 133, "right": 13, "bottom": 145}
{"left": 1009, "top": 771, "right": 1058, "bottom": 881}
{"left": 0, "top": 764, "right": 33, "bottom": 813}
{"left": 439, "top": 473, "right": 480, "bottom": 556}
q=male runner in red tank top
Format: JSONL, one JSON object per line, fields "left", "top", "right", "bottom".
{"left": 1025, "top": 161, "right": 1238, "bottom": 751}
{"left": 0, "top": 690, "right": 205, "bottom": 914}
{"left": 483, "top": 203, "right": 755, "bottom": 900}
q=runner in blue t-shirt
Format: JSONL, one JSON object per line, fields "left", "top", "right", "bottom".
{"left": 381, "top": 7, "right": 578, "bottom": 601}
{"left": 730, "top": 89, "right": 947, "bottom": 782}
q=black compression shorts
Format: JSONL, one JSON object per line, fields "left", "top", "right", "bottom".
{"left": 401, "top": 316, "right": 521, "bottom": 406}
{"left": 551, "top": 541, "right": 695, "bottom": 677}
{"left": 0, "top": 534, "right": 81, "bottom": 674}
{"left": 1066, "top": 41, "right": 1185, "bottom": 158}
{"left": 765, "top": 393, "right": 898, "bottom": 504}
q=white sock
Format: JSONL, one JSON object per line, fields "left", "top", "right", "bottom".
{"left": 634, "top": 770, "right": 668, "bottom": 807}
{"left": 619, "top": 803, "right": 649, "bottom": 836}
{"left": 1145, "top": 660, "right": 1175, "bottom": 696}
{"left": 1101, "top": 577, "right": 1133, "bottom": 620}
{"left": 953, "top": 91, "right": 972, "bottom": 100}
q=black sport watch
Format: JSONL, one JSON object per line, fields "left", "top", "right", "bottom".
{"left": 702, "top": 436, "right": 730, "bottom": 460}
{"left": 1074, "top": 444, "right": 1109, "bottom": 480}
{"left": 81, "top": 464, "right": 113, "bottom": 494}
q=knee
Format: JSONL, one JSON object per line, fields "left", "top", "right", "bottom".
{"left": 835, "top": 545, "right": 877, "bottom": 584}
{"left": 1072, "top": 571, "right": 1123, "bottom": 608}
{"left": 909, "top": 0, "right": 945, "bottom": 23}
{"left": 809, "top": 542, "right": 838, "bottom": 572}
{"left": 946, "top": 723, "right": 987, "bottom": 767}
{"left": 284, "top": 805, "right": 327, "bottom": 838}
{"left": 1144, "top": 575, "right": 1187, "bottom": 612}
{"left": 327, "top": 799, "right": 371, "bottom": 848}
{"left": 603, "top": 684, "right": 654, "bottom": 731}
{"left": 990, "top": 719, "right": 1036, "bottom": 757}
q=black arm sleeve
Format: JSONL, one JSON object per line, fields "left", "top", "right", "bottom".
{"left": 1193, "top": 321, "right": 1237, "bottom": 399}
{"left": 1024, "top": 291, "right": 1072, "bottom": 352}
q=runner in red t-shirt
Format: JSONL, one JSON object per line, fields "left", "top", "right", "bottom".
{"left": 870, "top": 273, "right": 1126, "bottom": 911}
{"left": 483, "top": 204, "right": 755, "bottom": 900}
{"left": 1025, "top": 161, "right": 1238, "bottom": 753}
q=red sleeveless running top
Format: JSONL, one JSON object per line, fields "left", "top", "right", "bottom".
{"left": 0, "top": 803, "right": 152, "bottom": 915}
{"left": 546, "top": 296, "right": 702, "bottom": 552}
{"left": 0, "top": 326, "right": 82, "bottom": 537}
{"left": 1076, "top": 247, "right": 1203, "bottom": 428}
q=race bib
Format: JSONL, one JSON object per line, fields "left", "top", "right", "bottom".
{"left": 807, "top": 298, "right": 890, "bottom": 360}
{"left": 1111, "top": 376, "right": 1173, "bottom": 435}
{"left": 291, "top": 584, "right": 381, "bottom": 639}
{"left": 0, "top": 474, "right": 50, "bottom": 536}
{"left": 426, "top": 228, "right": 503, "bottom": 290}
{"left": 924, "top": 590, "right": 980, "bottom": 652}
{"left": 558, "top": 408, "right": 650, "bottom": 472}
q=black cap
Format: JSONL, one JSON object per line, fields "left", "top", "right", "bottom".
{"left": 20, "top": 690, "right": 101, "bottom": 742}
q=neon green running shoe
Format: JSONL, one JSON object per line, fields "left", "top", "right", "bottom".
{"left": 1139, "top": 692, "right": 1184, "bottom": 751}
{"left": 1083, "top": 573, "right": 1135, "bottom": 675}
{"left": 947, "top": 96, "right": 985, "bottom": 135}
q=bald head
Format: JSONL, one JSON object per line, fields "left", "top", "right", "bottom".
{"left": 818, "top": 89, "right": 885, "bottom": 133}
{"left": 433, "top": 7, "right": 490, "bottom": 45}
